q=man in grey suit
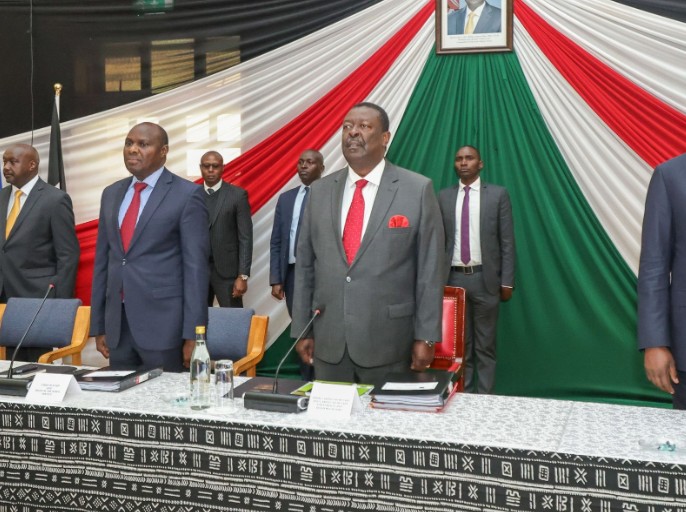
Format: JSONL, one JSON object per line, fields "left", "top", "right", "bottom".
{"left": 1, "top": 143, "right": 80, "bottom": 361}
{"left": 439, "top": 145, "right": 514, "bottom": 394}
{"left": 200, "top": 151, "right": 253, "bottom": 308}
{"left": 91, "top": 123, "right": 209, "bottom": 371}
{"left": 447, "top": 0, "right": 502, "bottom": 35}
{"left": 1, "top": 143, "right": 79, "bottom": 302}
{"left": 638, "top": 153, "right": 686, "bottom": 409}
{"left": 292, "top": 103, "right": 444, "bottom": 384}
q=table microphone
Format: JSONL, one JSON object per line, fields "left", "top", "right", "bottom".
{"left": 0, "top": 284, "right": 55, "bottom": 396}
{"left": 243, "top": 308, "right": 322, "bottom": 413}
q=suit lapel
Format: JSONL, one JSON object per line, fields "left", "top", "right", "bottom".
{"left": 353, "top": 162, "right": 399, "bottom": 267}
{"left": 331, "top": 169, "right": 347, "bottom": 264}
{"left": 0, "top": 187, "right": 10, "bottom": 244}
{"left": 113, "top": 178, "right": 132, "bottom": 253}
{"left": 209, "top": 182, "right": 226, "bottom": 227}
{"left": 8, "top": 178, "right": 45, "bottom": 241}
{"left": 446, "top": 185, "right": 459, "bottom": 247}
{"left": 127, "top": 168, "right": 173, "bottom": 252}
{"left": 480, "top": 181, "right": 490, "bottom": 227}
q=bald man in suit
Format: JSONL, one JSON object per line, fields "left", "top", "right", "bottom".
{"left": 292, "top": 103, "right": 444, "bottom": 384}
{"left": 1, "top": 143, "right": 79, "bottom": 360}
{"left": 638, "top": 153, "right": 686, "bottom": 409}
{"left": 91, "top": 123, "right": 209, "bottom": 372}
{"left": 1, "top": 144, "right": 79, "bottom": 302}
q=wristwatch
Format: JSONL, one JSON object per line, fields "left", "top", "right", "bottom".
{"left": 239, "top": 275, "right": 249, "bottom": 281}
{"left": 422, "top": 340, "right": 435, "bottom": 348}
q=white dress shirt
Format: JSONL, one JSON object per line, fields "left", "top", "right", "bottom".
{"left": 340, "top": 160, "right": 386, "bottom": 237}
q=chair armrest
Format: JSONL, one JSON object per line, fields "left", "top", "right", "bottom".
{"left": 233, "top": 315, "right": 269, "bottom": 376}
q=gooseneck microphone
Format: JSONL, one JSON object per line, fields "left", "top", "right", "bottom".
{"left": 243, "top": 308, "right": 322, "bottom": 413}
{"left": 272, "top": 308, "right": 321, "bottom": 393}
{"left": 0, "top": 284, "right": 55, "bottom": 396}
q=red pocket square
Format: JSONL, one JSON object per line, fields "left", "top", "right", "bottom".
{"left": 389, "top": 215, "right": 410, "bottom": 228}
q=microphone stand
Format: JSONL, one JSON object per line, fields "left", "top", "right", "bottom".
{"left": 0, "top": 285, "right": 54, "bottom": 396}
{"left": 244, "top": 308, "right": 321, "bottom": 413}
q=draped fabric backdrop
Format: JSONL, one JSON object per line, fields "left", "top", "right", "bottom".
{"left": 1, "top": 0, "right": 685, "bottom": 406}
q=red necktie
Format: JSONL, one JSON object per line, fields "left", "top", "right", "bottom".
{"left": 120, "top": 182, "right": 148, "bottom": 252}
{"left": 342, "top": 179, "right": 368, "bottom": 265}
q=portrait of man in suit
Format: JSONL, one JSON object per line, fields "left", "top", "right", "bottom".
{"left": 200, "top": 151, "right": 253, "bottom": 308}
{"left": 447, "top": 0, "right": 502, "bottom": 35}
{"left": 90, "top": 122, "right": 209, "bottom": 372}
{"left": 439, "top": 145, "right": 515, "bottom": 394}
{"left": 292, "top": 103, "right": 445, "bottom": 384}
{"left": 1, "top": 143, "right": 79, "bottom": 302}
{"left": 638, "top": 152, "right": 686, "bottom": 409}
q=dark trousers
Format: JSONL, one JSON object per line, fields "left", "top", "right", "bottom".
{"left": 285, "top": 263, "right": 314, "bottom": 381}
{"left": 108, "top": 305, "right": 184, "bottom": 372}
{"left": 314, "top": 345, "right": 407, "bottom": 386}
{"left": 208, "top": 266, "right": 243, "bottom": 308}
{"left": 448, "top": 268, "right": 500, "bottom": 394}
{"left": 674, "top": 371, "right": 686, "bottom": 410}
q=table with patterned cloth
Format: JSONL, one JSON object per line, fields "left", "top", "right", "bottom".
{"left": 0, "top": 370, "right": 684, "bottom": 512}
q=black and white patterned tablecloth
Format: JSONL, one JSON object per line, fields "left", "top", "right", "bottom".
{"left": 0, "top": 372, "right": 685, "bottom": 511}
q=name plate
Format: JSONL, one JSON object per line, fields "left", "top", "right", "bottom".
{"left": 25, "top": 373, "right": 82, "bottom": 404}
{"left": 307, "top": 382, "right": 362, "bottom": 420}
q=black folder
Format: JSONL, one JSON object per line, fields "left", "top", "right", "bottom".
{"left": 77, "top": 367, "right": 163, "bottom": 392}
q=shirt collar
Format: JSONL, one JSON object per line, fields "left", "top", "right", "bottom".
{"left": 204, "top": 181, "right": 223, "bottom": 193}
{"left": 131, "top": 166, "right": 164, "bottom": 189}
{"left": 468, "top": 2, "right": 486, "bottom": 16}
{"left": 346, "top": 159, "right": 386, "bottom": 188}
{"left": 12, "top": 174, "right": 39, "bottom": 196}
{"left": 460, "top": 177, "right": 481, "bottom": 191}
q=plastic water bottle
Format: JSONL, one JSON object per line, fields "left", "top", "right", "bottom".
{"left": 190, "top": 325, "right": 211, "bottom": 410}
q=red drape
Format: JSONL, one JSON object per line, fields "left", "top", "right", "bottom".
{"left": 516, "top": 1, "right": 686, "bottom": 169}
{"left": 73, "top": 1, "right": 433, "bottom": 305}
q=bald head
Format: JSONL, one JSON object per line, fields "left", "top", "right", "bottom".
{"left": 3, "top": 144, "right": 40, "bottom": 189}
{"left": 123, "top": 122, "right": 169, "bottom": 180}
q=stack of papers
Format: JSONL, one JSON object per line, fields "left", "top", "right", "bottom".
{"left": 371, "top": 369, "right": 459, "bottom": 412}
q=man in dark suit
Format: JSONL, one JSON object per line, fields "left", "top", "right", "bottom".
{"left": 439, "top": 145, "right": 515, "bottom": 394}
{"left": 200, "top": 151, "right": 252, "bottom": 308}
{"left": 638, "top": 153, "right": 686, "bottom": 409}
{"left": 90, "top": 123, "right": 209, "bottom": 372}
{"left": 1, "top": 143, "right": 79, "bottom": 301}
{"left": 1, "top": 143, "right": 80, "bottom": 361}
{"left": 447, "top": 0, "right": 502, "bottom": 35}
{"left": 292, "top": 103, "right": 444, "bottom": 384}
{"left": 270, "top": 149, "right": 324, "bottom": 315}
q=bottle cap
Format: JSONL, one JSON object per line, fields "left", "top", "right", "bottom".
{"left": 195, "top": 325, "right": 206, "bottom": 335}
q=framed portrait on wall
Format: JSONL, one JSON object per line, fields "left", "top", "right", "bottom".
{"left": 436, "top": 0, "right": 513, "bottom": 54}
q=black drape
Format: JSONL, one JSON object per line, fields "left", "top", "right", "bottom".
{"left": 0, "top": 0, "right": 382, "bottom": 138}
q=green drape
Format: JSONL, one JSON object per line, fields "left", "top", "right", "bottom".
{"left": 259, "top": 49, "right": 666, "bottom": 407}
{"left": 387, "top": 50, "right": 664, "bottom": 406}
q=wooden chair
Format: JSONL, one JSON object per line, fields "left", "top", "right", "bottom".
{"left": 430, "top": 286, "right": 466, "bottom": 391}
{"left": 0, "top": 299, "right": 91, "bottom": 365}
{"left": 205, "top": 307, "right": 269, "bottom": 376}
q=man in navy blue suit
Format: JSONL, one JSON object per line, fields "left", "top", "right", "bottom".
{"left": 270, "top": 149, "right": 324, "bottom": 379}
{"left": 90, "top": 122, "right": 209, "bottom": 372}
{"left": 270, "top": 149, "right": 324, "bottom": 316}
{"left": 638, "top": 153, "right": 686, "bottom": 409}
{"left": 447, "top": 0, "right": 501, "bottom": 35}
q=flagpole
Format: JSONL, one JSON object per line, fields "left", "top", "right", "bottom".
{"left": 49, "top": 83, "right": 66, "bottom": 191}
{"left": 54, "top": 83, "right": 62, "bottom": 116}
